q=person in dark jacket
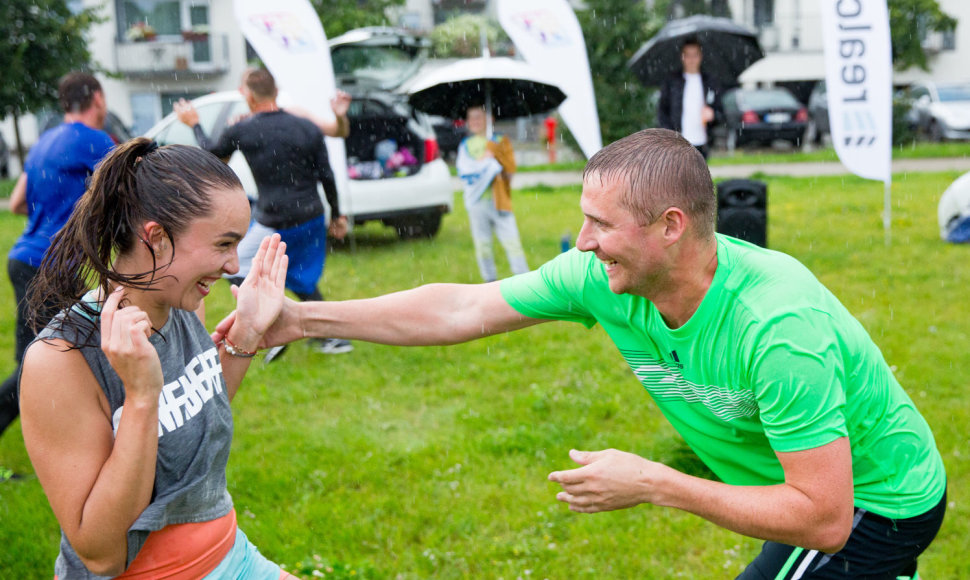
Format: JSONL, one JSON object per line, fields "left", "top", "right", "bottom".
{"left": 657, "top": 37, "right": 722, "bottom": 159}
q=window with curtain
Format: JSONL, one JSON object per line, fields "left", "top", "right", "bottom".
{"left": 117, "top": 0, "right": 181, "bottom": 39}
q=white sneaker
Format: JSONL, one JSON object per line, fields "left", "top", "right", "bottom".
{"left": 312, "top": 338, "right": 353, "bottom": 354}
{"left": 262, "top": 345, "right": 288, "bottom": 364}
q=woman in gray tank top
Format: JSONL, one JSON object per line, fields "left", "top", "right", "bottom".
{"left": 18, "top": 138, "right": 300, "bottom": 579}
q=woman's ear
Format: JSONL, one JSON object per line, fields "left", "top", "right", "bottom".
{"left": 141, "top": 221, "right": 168, "bottom": 253}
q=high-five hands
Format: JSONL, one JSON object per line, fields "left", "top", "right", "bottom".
{"left": 227, "top": 234, "right": 288, "bottom": 348}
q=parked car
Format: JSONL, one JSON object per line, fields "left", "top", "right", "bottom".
{"left": 806, "top": 80, "right": 830, "bottom": 145}
{"left": 719, "top": 87, "right": 808, "bottom": 150}
{"left": 905, "top": 81, "right": 970, "bottom": 141}
{"left": 145, "top": 26, "right": 453, "bottom": 239}
{"left": 428, "top": 115, "right": 467, "bottom": 159}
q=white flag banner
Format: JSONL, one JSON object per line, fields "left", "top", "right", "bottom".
{"left": 233, "top": 0, "right": 349, "bottom": 210}
{"left": 496, "top": 0, "right": 602, "bottom": 158}
{"left": 820, "top": 0, "right": 892, "bottom": 184}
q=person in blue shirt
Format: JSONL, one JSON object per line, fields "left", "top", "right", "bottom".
{"left": 0, "top": 72, "right": 115, "bottom": 448}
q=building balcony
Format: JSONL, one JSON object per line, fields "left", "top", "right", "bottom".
{"left": 115, "top": 33, "right": 230, "bottom": 79}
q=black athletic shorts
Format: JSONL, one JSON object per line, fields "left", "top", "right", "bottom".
{"left": 737, "top": 488, "right": 946, "bottom": 579}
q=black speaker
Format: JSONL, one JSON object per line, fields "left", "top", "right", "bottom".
{"left": 716, "top": 179, "right": 767, "bottom": 247}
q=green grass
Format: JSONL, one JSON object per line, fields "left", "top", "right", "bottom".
{"left": 1, "top": 172, "right": 968, "bottom": 577}
{"left": 0, "top": 178, "right": 15, "bottom": 199}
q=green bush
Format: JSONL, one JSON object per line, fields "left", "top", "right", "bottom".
{"left": 429, "top": 14, "right": 512, "bottom": 58}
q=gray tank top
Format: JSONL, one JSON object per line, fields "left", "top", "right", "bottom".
{"left": 37, "top": 302, "right": 234, "bottom": 579}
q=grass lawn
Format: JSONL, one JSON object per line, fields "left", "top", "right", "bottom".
{"left": 0, "top": 171, "right": 968, "bottom": 578}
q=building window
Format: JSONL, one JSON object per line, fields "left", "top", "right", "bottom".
{"left": 118, "top": 0, "right": 180, "bottom": 39}
{"left": 754, "top": 0, "right": 774, "bottom": 28}
{"left": 942, "top": 28, "right": 956, "bottom": 51}
{"left": 116, "top": 0, "right": 210, "bottom": 42}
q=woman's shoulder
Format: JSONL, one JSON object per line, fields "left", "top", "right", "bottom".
{"left": 21, "top": 336, "right": 102, "bottom": 411}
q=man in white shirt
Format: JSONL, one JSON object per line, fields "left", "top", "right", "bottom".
{"left": 657, "top": 37, "right": 722, "bottom": 159}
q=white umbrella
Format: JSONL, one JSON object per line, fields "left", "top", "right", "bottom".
{"left": 406, "top": 56, "right": 566, "bottom": 136}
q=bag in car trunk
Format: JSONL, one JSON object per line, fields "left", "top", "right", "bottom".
{"left": 346, "top": 114, "right": 424, "bottom": 180}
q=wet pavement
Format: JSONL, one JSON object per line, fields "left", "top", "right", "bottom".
{"left": 481, "top": 156, "right": 970, "bottom": 191}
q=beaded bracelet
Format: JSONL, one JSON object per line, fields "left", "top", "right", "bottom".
{"left": 222, "top": 335, "right": 257, "bottom": 358}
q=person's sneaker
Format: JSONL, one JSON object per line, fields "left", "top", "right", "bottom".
{"left": 311, "top": 338, "right": 353, "bottom": 354}
{"left": 262, "top": 344, "right": 288, "bottom": 364}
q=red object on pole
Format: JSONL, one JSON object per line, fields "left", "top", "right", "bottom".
{"left": 544, "top": 116, "right": 558, "bottom": 163}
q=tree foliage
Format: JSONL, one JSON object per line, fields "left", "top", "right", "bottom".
{"left": 576, "top": 0, "right": 666, "bottom": 145}
{"left": 888, "top": 0, "right": 957, "bottom": 71}
{"left": 430, "top": 14, "right": 513, "bottom": 58}
{"left": 0, "top": 0, "right": 101, "bottom": 116}
{"left": 311, "top": 0, "right": 406, "bottom": 38}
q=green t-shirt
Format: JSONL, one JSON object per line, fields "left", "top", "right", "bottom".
{"left": 501, "top": 234, "right": 945, "bottom": 518}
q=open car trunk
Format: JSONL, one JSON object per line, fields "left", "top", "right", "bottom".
{"left": 345, "top": 105, "right": 425, "bottom": 181}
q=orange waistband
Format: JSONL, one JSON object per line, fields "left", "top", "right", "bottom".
{"left": 117, "top": 508, "right": 237, "bottom": 579}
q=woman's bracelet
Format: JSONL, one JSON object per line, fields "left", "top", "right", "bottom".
{"left": 222, "top": 335, "right": 258, "bottom": 358}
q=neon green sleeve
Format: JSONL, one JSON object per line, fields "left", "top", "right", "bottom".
{"left": 500, "top": 250, "right": 598, "bottom": 328}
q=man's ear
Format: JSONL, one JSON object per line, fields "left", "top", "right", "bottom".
{"left": 661, "top": 207, "right": 688, "bottom": 246}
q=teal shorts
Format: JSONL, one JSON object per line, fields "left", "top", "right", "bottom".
{"left": 203, "top": 527, "right": 283, "bottom": 579}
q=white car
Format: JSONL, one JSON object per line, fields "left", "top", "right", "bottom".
{"left": 145, "top": 89, "right": 453, "bottom": 239}
{"left": 907, "top": 81, "right": 970, "bottom": 141}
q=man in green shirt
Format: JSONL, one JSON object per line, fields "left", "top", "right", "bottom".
{"left": 217, "top": 128, "right": 946, "bottom": 578}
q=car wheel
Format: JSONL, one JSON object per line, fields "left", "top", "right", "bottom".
{"left": 929, "top": 120, "right": 944, "bottom": 142}
{"left": 395, "top": 211, "right": 443, "bottom": 240}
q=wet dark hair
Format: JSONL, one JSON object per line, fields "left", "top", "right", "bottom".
{"left": 28, "top": 137, "right": 242, "bottom": 344}
{"left": 681, "top": 36, "right": 702, "bottom": 53}
{"left": 58, "top": 72, "right": 102, "bottom": 114}
{"left": 582, "top": 128, "right": 716, "bottom": 237}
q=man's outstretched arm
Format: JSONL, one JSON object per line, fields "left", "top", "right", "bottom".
{"left": 213, "top": 281, "right": 547, "bottom": 348}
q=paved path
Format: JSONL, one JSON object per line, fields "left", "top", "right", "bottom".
{"left": 463, "top": 156, "right": 970, "bottom": 191}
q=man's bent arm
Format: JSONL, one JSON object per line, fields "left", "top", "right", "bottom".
{"left": 551, "top": 437, "right": 854, "bottom": 553}
{"left": 663, "top": 437, "right": 855, "bottom": 552}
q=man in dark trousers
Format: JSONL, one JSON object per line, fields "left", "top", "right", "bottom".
{"left": 0, "top": 73, "right": 114, "bottom": 477}
{"left": 657, "top": 37, "right": 722, "bottom": 159}
{"left": 175, "top": 67, "right": 352, "bottom": 359}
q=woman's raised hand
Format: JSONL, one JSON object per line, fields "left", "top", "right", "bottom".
{"left": 101, "top": 286, "right": 164, "bottom": 403}
{"left": 231, "top": 234, "right": 288, "bottom": 346}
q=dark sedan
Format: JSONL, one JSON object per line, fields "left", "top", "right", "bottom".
{"left": 720, "top": 87, "right": 808, "bottom": 150}
{"left": 427, "top": 115, "right": 467, "bottom": 160}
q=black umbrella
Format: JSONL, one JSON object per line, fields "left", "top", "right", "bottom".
{"left": 406, "top": 57, "right": 566, "bottom": 131}
{"left": 627, "top": 15, "right": 764, "bottom": 88}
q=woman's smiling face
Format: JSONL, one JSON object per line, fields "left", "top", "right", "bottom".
{"left": 151, "top": 185, "right": 251, "bottom": 313}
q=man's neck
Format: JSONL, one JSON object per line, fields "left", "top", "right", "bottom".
{"left": 250, "top": 100, "right": 279, "bottom": 114}
{"left": 648, "top": 237, "right": 718, "bottom": 329}
{"left": 63, "top": 110, "right": 103, "bottom": 131}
